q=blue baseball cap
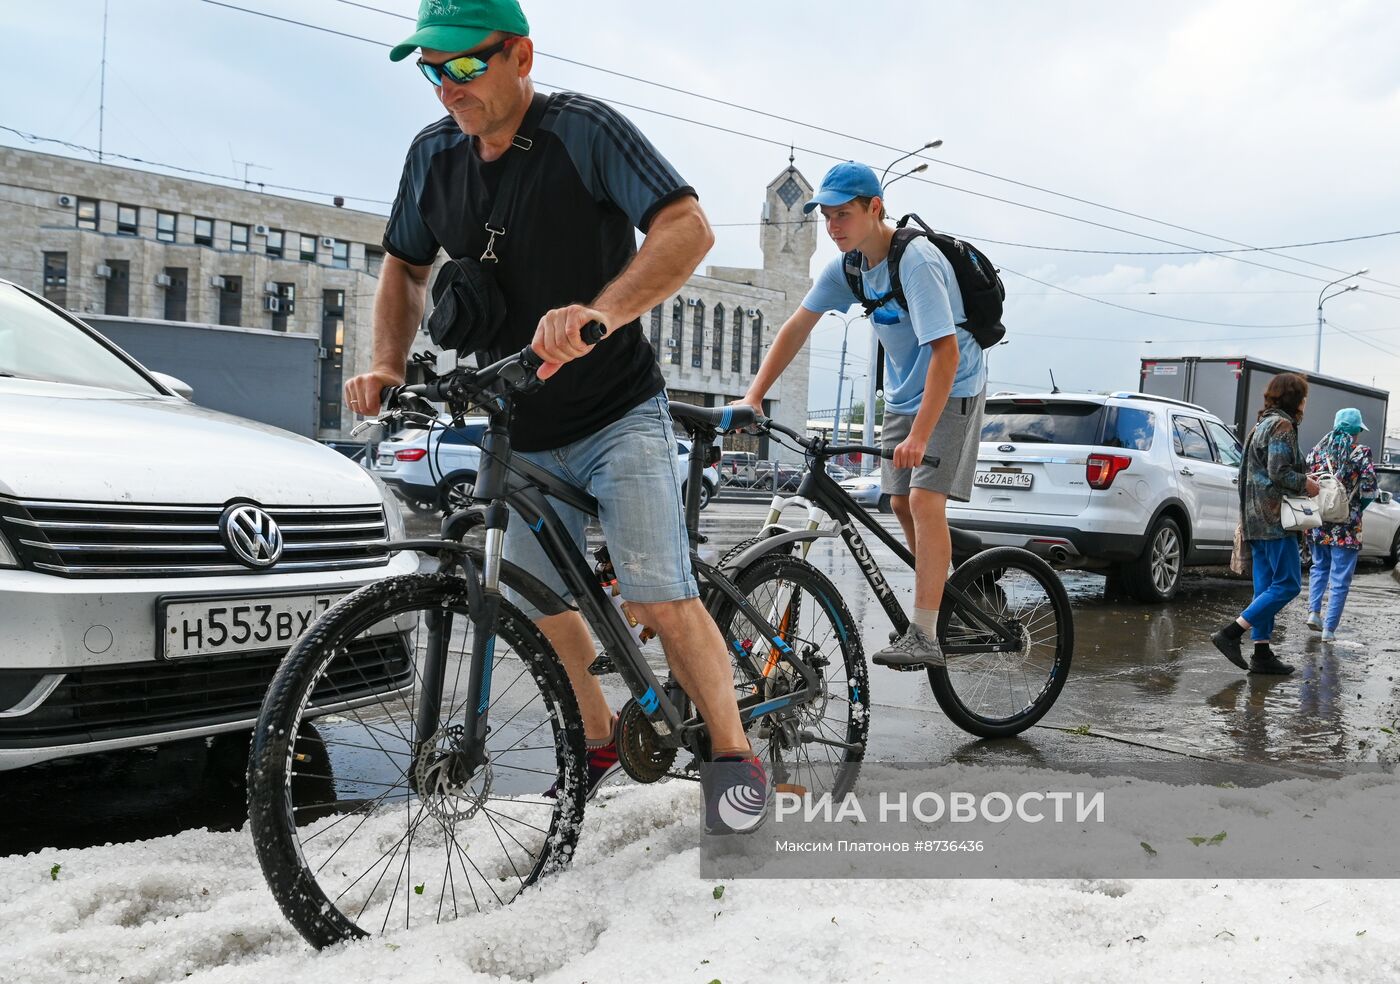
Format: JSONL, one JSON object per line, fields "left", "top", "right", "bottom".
{"left": 1334, "top": 408, "right": 1368, "bottom": 434}
{"left": 803, "top": 162, "right": 883, "bottom": 214}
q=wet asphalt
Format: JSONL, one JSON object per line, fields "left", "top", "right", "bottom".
{"left": 4, "top": 496, "right": 1398, "bottom": 856}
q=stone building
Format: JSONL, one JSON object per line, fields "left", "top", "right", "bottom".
{"left": 0, "top": 146, "right": 814, "bottom": 452}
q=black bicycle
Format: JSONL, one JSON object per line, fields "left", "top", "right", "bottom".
{"left": 720, "top": 418, "right": 1074, "bottom": 739}
{"left": 247, "top": 331, "right": 866, "bottom": 947}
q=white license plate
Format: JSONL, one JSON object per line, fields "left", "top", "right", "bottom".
{"left": 975, "top": 470, "right": 1033, "bottom": 489}
{"left": 376, "top": 453, "right": 395, "bottom": 468}
{"left": 163, "top": 593, "right": 345, "bottom": 659}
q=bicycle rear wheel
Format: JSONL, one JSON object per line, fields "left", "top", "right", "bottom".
{"left": 248, "top": 573, "right": 586, "bottom": 949}
{"left": 715, "top": 554, "right": 868, "bottom": 800}
{"left": 930, "top": 547, "right": 1073, "bottom": 738}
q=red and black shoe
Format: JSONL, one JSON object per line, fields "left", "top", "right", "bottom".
{"left": 545, "top": 715, "right": 622, "bottom": 802}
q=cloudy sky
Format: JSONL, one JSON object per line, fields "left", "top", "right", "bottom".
{"left": 3, "top": 0, "right": 1398, "bottom": 434}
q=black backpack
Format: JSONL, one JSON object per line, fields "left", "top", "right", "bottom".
{"left": 842, "top": 213, "right": 1006, "bottom": 349}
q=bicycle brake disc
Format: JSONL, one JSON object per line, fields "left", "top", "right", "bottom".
{"left": 616, "top": 698, "right": 676, "bottom": 783}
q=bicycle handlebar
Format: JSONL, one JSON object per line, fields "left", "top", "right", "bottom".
{"left": 379, "top": 322, "right": 606, "bottom": 410}
{"left": 754, "top": 416, "right": 939, "bottom": 469}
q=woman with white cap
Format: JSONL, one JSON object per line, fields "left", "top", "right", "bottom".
{"left": 1305, "top": 407, "right": 1379, "bottom": 641}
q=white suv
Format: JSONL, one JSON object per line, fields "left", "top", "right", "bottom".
{"left": 947, "top": 391, "right": 1244, "bottom": 601}
{"left": 372, "top": 416, "right": 486, "bottom": 514}
{"left": 0, "top": 281, "right": 416, "bottom": 769}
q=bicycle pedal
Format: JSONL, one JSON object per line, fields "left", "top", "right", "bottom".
{"left": 587, "top": 654, "right": 615, "bottom": 675}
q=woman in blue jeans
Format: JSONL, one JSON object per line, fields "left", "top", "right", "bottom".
{"left": 1305, "top": 408, "right": 1379, "bottom": 641}
{"left": 1212, "top": 373, "right": 1320, "bottom": 675}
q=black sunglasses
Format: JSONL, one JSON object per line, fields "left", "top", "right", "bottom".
{"left": 417, "top": 38, "right": 515, "bottom": 86}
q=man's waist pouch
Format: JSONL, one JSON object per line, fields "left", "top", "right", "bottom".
{"left": 427, "top": 256, "right": 508, "bottom": 353}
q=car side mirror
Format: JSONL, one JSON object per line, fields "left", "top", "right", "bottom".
{"left": 149, "top": 371, "right": 193, "bottom": 400}
{"left": 1378, "top": 491, "right": 1393, "bottom": 505}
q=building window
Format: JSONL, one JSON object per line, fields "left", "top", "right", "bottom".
{"left": 712, "top": 304, "right": 725, "bottom": 371}
{"left": 194, "top": 217, "right": 214, "bottom": 247}
{"left": 76, "top": 198, "right": 98, "bottom": 231}
{"left": 162, "top": 267, "right": 188, "bottom": 321}
{"left": 731, "top": 307, "right": 743, "bottom": 373}
{"left": 300, "top": 234, "right": 317, "bottom": 261}
{"left": 271, "top": 282, "right": 295, "bottom": 331}
{"left": 42, "top": 252, "right": 68, "bottom": 308}
{"left": 750, "top": 310, "right": 763, "bottom": 374}
{"left": 320, "top": 290, "right": 346, "bottom": 429}
{"left": 265, "top": 229, "right": 285, "bottom": 258}
{"left": 116, "top": 204, "right": 139, "bottom": 237}
{"left": 669, "top": 298, "right": 683, "bottom": 365}
{"left": 156, "top": 211, "right": 176, "bottom": 243}
{"left": 103, "top": 259, "right": 130, "bottom": 317}
{"left": 218, "top": 275, "right": 242, "bottom": 327}
{"left": 329, "top": 239, "right": 349, "bottom": 269}
{"left": 649, "top": 304, "right": 663, "bottom": 356}
{"left": 690, "top": 300, "right": 705, "bottom": 368}
{"left": 365, "top": 245, "right": 384, "bottom": 277}
{"left": 230, "top": 224, "right": 249, "bottom": 252}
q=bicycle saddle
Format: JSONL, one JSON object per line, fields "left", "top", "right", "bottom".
{"left": 668, "top": 402, "right": 756, "bottom": 433}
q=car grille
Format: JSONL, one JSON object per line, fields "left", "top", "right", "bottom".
{"left": 0, "top": 635, "right": 413, "bottom": 744}
{"left": 2, "top": 499, "right": 390, "bottom": 578}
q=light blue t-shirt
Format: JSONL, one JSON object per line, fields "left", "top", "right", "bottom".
{"left": 801, "top": 236, "right": 986, "bottom": 414}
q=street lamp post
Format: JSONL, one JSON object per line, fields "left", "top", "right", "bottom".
{"left": 1315, "top": 269, "right": 1368, "bottom": 372}
{"left": 829, "top": 311, "right": 864, "bottom": 446}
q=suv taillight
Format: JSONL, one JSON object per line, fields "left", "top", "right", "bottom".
{"left": 1086, "top": 453, "right": 1132, "bottom": 490}
{"left": 395, "top": 448, "right": 428, "bottom": 461}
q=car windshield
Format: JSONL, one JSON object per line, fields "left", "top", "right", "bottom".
{"left": 0, "top": 284, "right": 158, "bottom": 394}
{"left": 981, "top": 400, "right": 1105, "bottom": 445}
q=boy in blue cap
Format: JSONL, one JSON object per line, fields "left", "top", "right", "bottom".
{"left": 740, "top": 162, "right": 987, "bottom": 668}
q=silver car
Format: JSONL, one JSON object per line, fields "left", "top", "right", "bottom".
{"left": 0, "top": 281, "right": 415, "bottom": 770}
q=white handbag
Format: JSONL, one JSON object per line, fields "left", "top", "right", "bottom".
{"left": 1314, "top": 450, "right": 1352, "bottom": 524}
{"left": 1281, "top": 495, "right": 1323, "bottom": 532}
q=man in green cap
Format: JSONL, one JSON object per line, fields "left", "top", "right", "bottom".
{"left": 344, "top": 0, "right": 771, "bottom": 833}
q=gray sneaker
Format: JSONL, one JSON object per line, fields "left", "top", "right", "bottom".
{"left": 872, "top": 627, "right": 945, "bottom": 668}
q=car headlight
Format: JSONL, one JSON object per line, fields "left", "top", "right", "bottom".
{"left": 369, "top": 473, "right": 407, "bottom": 542}
{"left": 0, "top": 529, "right": 18, "bottom": 569}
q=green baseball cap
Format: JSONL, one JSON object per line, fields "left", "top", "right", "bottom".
{"left": 389, "top": 0, "right": 530, "bottom": 62}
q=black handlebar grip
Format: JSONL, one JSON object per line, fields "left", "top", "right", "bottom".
{"left": 580, "top": 321, "right": 607, "bottom": 344}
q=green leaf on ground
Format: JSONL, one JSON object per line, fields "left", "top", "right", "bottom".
{"left": 1140, "top": 842, "right": 1157, "bottom": 857}
{"left": 1070, "top": 724, "right": 1092, "bottom": 736}
{"left": 1208, "top": 831, "right": 1227, "bottom": 845}
{"left": 413, "top": 883, "right": 425, "bottom": 895}
{"left": 712, "top": 885, "right": 724, "bottom": 900}
{"left": 49, "top": 863, "right": 60, "bottom": 881}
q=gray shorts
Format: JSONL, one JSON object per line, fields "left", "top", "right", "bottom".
{"left": 880, "top": 390, "right": 985, "bottom": 502}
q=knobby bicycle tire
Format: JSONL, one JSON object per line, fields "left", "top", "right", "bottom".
{"left": 247, "top": 572, "right": 586, "bottom": 949}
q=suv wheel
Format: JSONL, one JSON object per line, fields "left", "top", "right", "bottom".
{"left": 1123, "top": 516, "right": 1183, "bottom": 602}
{"left": 682, "top": 480, "right": 712, "bottom": 511}
{"left": 438, "top": 472, "right": 477, "bottom": 514}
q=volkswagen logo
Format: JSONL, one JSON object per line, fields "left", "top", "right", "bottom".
{"left": 219, "top": 504, "right": 284, "bottom": 569}
{"left": 997, "top": 444, "right": 1017, "bottom": 453}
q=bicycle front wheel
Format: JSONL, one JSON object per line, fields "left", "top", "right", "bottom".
{"left": 931, "top": 547, "right": 1073, "bottom": 738}
{"left": 716, "top": 554, "right": 868, "bottom": 800}
{"left": 248, "top": 573, "right": 586, "bottom": 949}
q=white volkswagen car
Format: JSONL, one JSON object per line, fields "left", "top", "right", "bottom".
{"left": 0, "top": 280, "right": 416, "bottom": 770}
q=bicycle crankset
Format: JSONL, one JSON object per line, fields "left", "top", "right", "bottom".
{"left": 616, "top": 697, "right": 676, "bottom": 783}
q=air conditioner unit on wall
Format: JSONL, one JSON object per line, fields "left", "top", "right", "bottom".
{"left": 254, "top": 224, "right": 270, "bottom": 236}
{"left": 264, "top": 280, "right": 278, "bottom": 295}
{"left": 264, "top": 296, "right": 282, "bottom": 313}
{"left": 154, "top": 273, "right": 173, "bottom": 288}
{"left": 57, "top": 195, "right": 73, "bottom": 208}
{"left": 320, "top": 237, "right": 335, "bottom": 248}
{"left": 94, "top": 264, "right": 112, "bottom": 279}
{"left": 210, "top": 275, "right": 227, "bottom": 290}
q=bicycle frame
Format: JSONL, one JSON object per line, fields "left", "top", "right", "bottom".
{"left": 425, "top": 401, "right": 823, "bottom": 759}
{"left": 780, "top": 463, "right": 1025, "bottom": 656}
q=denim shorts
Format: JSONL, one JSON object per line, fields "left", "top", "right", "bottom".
{"left": 502, "top": 394, "right": 698, "bottom": 619}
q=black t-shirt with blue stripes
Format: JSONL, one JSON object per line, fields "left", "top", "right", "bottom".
{"left": 384, "top": 92, "right": 697, "bottom": 452}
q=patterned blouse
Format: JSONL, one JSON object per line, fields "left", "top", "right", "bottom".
{"left": 1306, "top": 429, "right": 1379, "bottom": 550}
{"left": 1241, "top": 410, "right": 1309, "bottom": 541}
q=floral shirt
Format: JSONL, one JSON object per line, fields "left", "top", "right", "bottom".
{"left": 1306, "top": 430, "right": 1379, "bottom": 550}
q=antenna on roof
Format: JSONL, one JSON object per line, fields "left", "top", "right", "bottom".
{"left": 1048, "top": 369, "right": 1061, "bottom": 394}
{"left": 98, "top": 0, "right": 109, "bottom": 162}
